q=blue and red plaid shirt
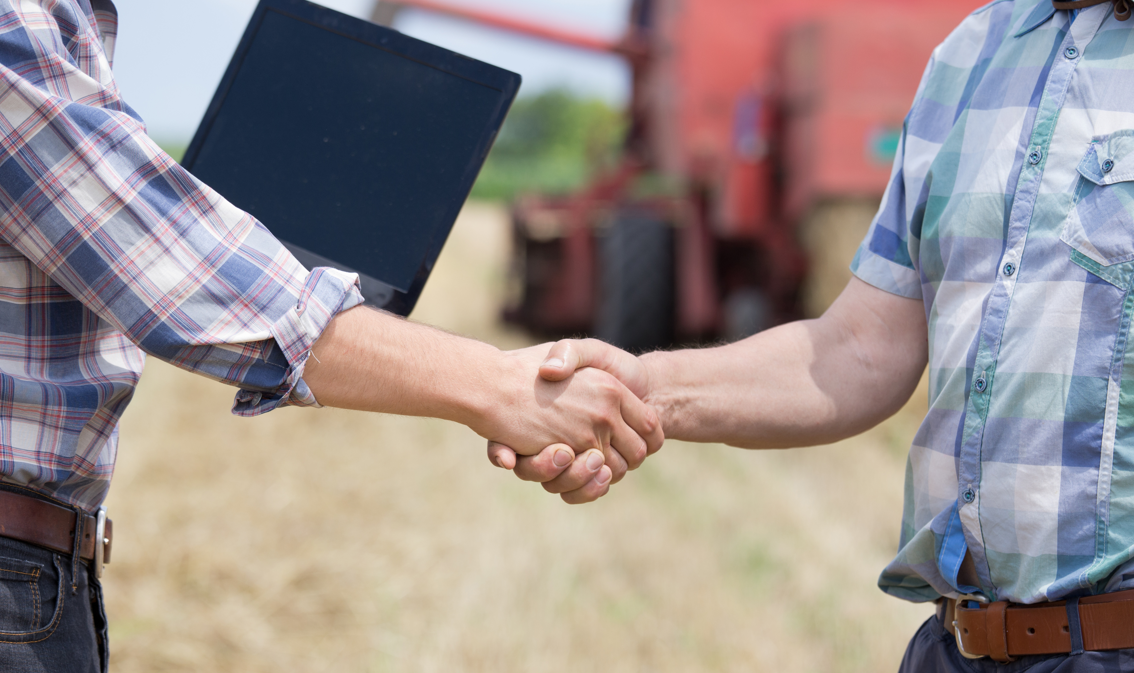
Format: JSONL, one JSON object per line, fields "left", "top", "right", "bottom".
{"left": 0, "top": 0, "right": 364, "bottom": 512}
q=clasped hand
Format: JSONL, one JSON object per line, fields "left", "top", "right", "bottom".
{"left": 487, "top": 339, "right": 659, "bottom": 504}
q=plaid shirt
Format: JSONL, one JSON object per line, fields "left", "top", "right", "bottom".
{"left": 853, "top": 0, "right": 1134, "bottom": 604}
{"left": 0, "top": 0, "right": 364, "bottom": 513}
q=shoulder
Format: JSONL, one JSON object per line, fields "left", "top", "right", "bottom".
{"left": 912, "top": 0, "right": 1038, "bottom": 106}
{"left": 933, "top": 0, "right": 1045, "bottom": 64}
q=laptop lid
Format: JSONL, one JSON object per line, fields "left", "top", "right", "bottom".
{"left": 181, "top": 0, "right": 520, "bottom": 316}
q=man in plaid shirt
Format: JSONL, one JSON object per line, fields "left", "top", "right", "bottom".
{"left": 496, "top": 0, "right": 1134, "bottom": 669}
{"left": 0, "top": 1, "right": 663, "bottom": 670}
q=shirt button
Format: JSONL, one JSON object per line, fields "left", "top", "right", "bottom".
{"left": 1003, "top": 262, "right": 1016, "bottom": 277}
{"left": 1104, "top": 159, "right": 1115, "bottom": 173}
{"left": 962, "top": 489, "right": 976, "bottom": 503}
{"left": 974, "top": 377, "right": 988, "bottom": 393}
{"left": 1028, "top": 149, "right": 1043, "bottom": 165}
{"left": 1065, "top": 46, "right": 1079, "bottom": 59}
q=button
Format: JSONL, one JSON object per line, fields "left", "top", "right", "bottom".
{"left": 974, "top": 377, "right": 988, "bottom": 393}
{"left": 1028, "top": 149, "right": 1043, "bottom": 165}
{"left": 962, "top": 489, "right": 976, "bottom": 503}
{"left": 1065, "top": 46, "right": 1079, "bottom": 59}
{"left": 1104, "top": 159, "right": 1115, "bottom": 173}
{"left": 1003, "top": 262, "right": 1016, "bottom": 277}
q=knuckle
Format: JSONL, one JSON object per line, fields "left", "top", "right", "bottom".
{"left": 631, "top": 441, "right": 648, "bottom": 466}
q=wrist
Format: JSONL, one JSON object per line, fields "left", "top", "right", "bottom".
{"left": 639, "top": 350, "right": 683, "bottom": 440}
{"left": 458, "top": 346, "right": 523, "bottom": 439}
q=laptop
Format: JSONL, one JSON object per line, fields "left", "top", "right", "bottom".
{"left": 181, "top": 0, "right": 521, "bottom": 316}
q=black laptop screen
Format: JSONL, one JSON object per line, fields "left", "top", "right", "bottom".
{"left": 185, "top": 3, "right": 516, "bottom": 307}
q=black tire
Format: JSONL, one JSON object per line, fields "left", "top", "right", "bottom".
{"left": 595, "top": 211, "right": 675, "bottom": 353}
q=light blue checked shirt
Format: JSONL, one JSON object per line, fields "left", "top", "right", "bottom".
{"left": 0, "top": 0, "right": 364, "bottom": 512}
{"left": 853, "top": 0, "right": 1134, "bottom": 604}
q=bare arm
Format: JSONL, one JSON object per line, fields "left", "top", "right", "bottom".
{"left": 643, "top": 277, "right": 927, "bottom": 448}
{"left": 490, "top": 277, "right": 926, "bottom": 501}
{"left": 303, "top": 305, "right": 662, "bottom": 459}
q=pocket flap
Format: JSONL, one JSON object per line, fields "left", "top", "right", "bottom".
{"left": 1078, "top": 130, "right": 1134, "bottom": 185}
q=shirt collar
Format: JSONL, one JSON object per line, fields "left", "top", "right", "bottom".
{"left": 1015, "top": 2, "right": 1058, "bottom": 37}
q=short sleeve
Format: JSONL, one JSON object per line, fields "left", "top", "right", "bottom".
{"left": 850, "top": 54, "right": 939, "bottom": 301}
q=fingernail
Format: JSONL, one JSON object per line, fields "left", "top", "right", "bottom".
{"left": 493, "top": 456, "right": 506, "bottom": 469}
{"left": 553, "top": 448, "right": 573, "bottom": 468}
{"left": 585, "top": 451, "right": 604, "bottom": 471}
{"left": 595, "top": 466, "right": 612, "bottom": 485}
{"left": 542, "top": 358, "right": 565, "bottom": 369}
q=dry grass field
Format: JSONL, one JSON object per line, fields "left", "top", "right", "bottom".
{"left": 102, "top": 202, "right": 933, "bottom": 672}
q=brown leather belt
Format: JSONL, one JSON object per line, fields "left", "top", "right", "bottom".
{"left": 0, "top": 488, "right": 112, "bottom": 575}
{"left": 939, "top": 589, "right": 1134, "bottom": 662}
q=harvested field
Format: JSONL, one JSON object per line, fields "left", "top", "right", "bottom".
{"left": 103, "top": 202, "right": 932, "bottom": 672}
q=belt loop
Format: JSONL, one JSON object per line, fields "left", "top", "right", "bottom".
{"left": 986, "top": 601, "right": 1014, "bottom": 662}
{"left": 70, "top": 505, "right": 83, "bottom": 594}
{"left": 1066, "top": 596, "right": 1085, "bottom": 655}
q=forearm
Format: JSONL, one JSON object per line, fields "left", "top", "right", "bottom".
{"left": 303, "top": 306, "right": 505, "bottom": 433}
{"left": 302, "top": 306, "right": 660, "bottom": 460}
{"left": 642, "top": 278, "right": 927, "bottom": 449}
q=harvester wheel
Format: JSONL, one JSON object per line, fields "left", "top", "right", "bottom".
{"left": 596, "top": 211, "right": 675, "bottom": 353}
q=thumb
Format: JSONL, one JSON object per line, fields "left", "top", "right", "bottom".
{"left": 538, "top": 339, "right": 581, "bottom": 382}
{"left": 539, "top": 338, "right": 650, "bottom": 399}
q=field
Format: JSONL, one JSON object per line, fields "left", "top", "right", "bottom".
{"left": 102, "top": 202, "right": 933, "bottom": 672}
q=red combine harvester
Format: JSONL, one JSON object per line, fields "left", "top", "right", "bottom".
{"left": 373, "top": 0, "right": 986, "bottom": 351}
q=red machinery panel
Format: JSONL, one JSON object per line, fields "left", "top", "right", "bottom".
{"left": 379, "top": 0, "right": 994, "bottom": 343}
{"left": 780, "top": 2, "right": 987, "bottom": 221}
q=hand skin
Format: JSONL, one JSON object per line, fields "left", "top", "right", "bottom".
{"left": 303, "top": 305, "right": 663, "bottom": 460}
{"left": 490, "top": 277, "right": 928, "bottom": 502}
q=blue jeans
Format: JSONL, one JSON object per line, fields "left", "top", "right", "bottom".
{"left": 899, "top": 611, "right": 1134, "bottom": 672}
{"left": 0, "top": 534, "right": 107, "bottom": 672}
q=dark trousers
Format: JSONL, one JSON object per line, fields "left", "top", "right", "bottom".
{"left": 899, "top": 611, "right": 1134, "bottom": 672}
{"left": 0, "top": 534, "right": 107, "bottom": 672}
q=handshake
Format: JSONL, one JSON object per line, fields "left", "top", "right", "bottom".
{"left": 484, "top": 338, "right": 666, "bottom": 505}
{"left": 304, "top": 277, "right": 927, "bottom": 504}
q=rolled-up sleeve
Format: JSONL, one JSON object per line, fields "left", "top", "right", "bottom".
{"left": 233, "top": 266, "right": 364, "bottom": 415}
{"left": 0, "top": 2, "right": 364, "bottom": 415}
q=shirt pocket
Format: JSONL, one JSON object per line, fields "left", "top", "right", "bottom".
{"left": 1062, "top": 130, "right": 1134, "bottom": 271}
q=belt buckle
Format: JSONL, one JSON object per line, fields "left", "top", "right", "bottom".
{"left": 954, "top": 593, "right": 989, "bottom": 660}
{"left": 94, "top": 506, "right": 107, "bottom": 578}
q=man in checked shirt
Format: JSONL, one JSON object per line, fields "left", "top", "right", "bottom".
{"left": 493, "top": 0, "right": 1134, "bottom": 670}
{"left": 0, "top": 1, "right": 664, "bottom": 671}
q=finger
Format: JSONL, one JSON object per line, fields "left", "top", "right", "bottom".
{"left": 602, "top": 437, "right": 630, "bottom": 484}
{"left": 561, "top": 466, "right": 613, "bottom": 505}
{"left": 609, "top": 415, "right": 648, "bottom": 474}
{"left": 541, "top": 449, "right": 605, "bottom": 494}
{"left": 513, "top": 443, "right": 576, "bottom": 483}
{"left": 487, "top": 441, "right": 518, "bottom": 470}
{"left": 617, "top": 386, "right": 665, "bottom": 456}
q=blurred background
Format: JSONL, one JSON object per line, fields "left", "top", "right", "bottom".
{"left": 100, "top": 0, "right": 984, "bottom": 670}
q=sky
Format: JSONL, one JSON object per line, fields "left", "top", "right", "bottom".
{"left": 110, "top": 0, "right": 632, "bottom": 142}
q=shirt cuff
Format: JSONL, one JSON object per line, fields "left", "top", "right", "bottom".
{"left": 850, "top": 238, "right": 923, "bottom": 300}
{"left": 231, "top": 266, "right": 365, "bottom": 416}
